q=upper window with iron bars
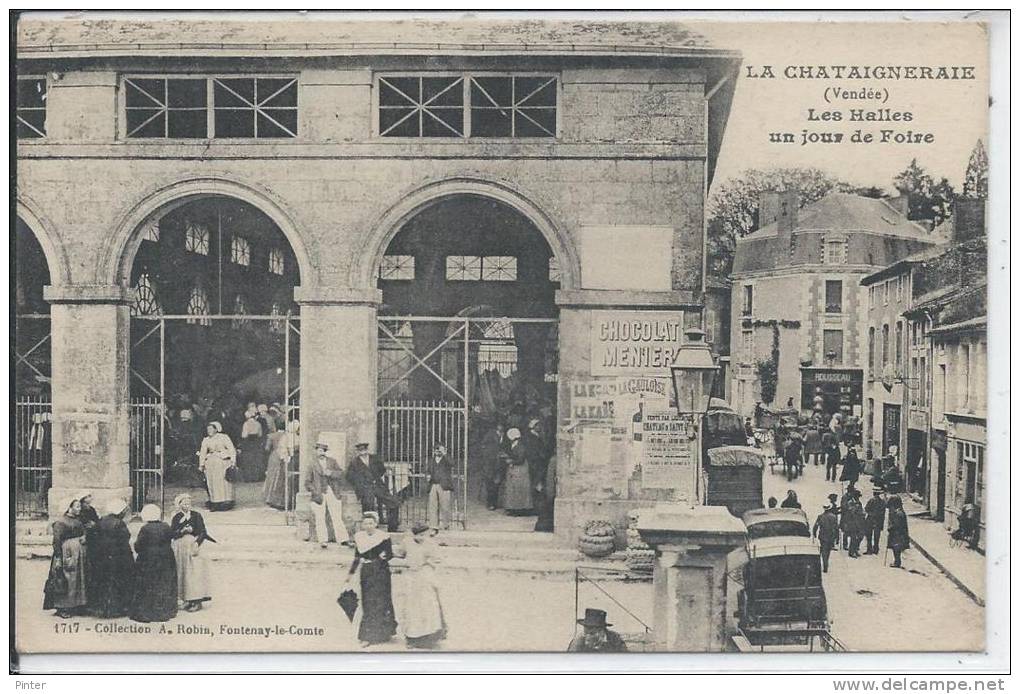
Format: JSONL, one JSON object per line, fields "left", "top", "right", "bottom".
{"left": 122, "top": 76, "right": 298, "bottom": 139}
{"left": 377, "top": 74, "right": 557, "bottom": 139}
{"left": 17, "top": 76, "right": 47, "bottom": 139}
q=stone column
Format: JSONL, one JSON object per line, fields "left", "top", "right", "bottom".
{"left": 552, "top": 288, "right": 702, "bottom": 548}
{"left": 636, "top": 504, "right": 747, "bottom": 652}
{"left": 43, "top": 284, "right": 134, "bottom": 517}
{"left": 293, "top": 287, "right": 380, "bottom": 528}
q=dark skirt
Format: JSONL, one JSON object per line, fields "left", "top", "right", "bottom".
{"left": 91, "top": 553, "right": 135, "bottom": 618}
{"left": 131, "top": 550, "right": 178, "bottom": 623}
{"left": 358, "top": 561, "right": 397, "bottom": 644}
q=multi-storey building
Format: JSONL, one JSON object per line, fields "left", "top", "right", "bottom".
{"left": 14, "top": 16, "right": 740, "bottom": 540}
{"left": 729, "top": 191, "right": 938, "bottom": 421}
{"left": 906, "top": 201, "right": 987, "bottom": 546}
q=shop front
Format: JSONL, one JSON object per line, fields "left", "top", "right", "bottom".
{"left": 800, "top": 368, "right": 863, "bottom": 419}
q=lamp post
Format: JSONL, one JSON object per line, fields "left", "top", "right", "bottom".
{"left": 670, "top": 327, "right": 719, "bottom": 504}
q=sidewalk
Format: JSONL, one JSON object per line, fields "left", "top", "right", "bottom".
{"left": 902, "top": 496, "right": 986, "bottom": 606}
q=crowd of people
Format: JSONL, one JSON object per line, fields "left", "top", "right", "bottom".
{"left": 753, "top": 408, "right": 913, "bottom": 575}
{"left": 161, "top": 393, "right": 300, "bottom": 513}
{"left": 475, "top": 406, "right": 557, "bottom": 532}
{"left": 43, "top": 492, "right": 214, "bottom": 622}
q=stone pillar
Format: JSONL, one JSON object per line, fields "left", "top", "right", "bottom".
{"left": 553, "top": 288, "right": 702, "bottom": 548}
{"left": 636, "top": 504, "right": 746, "bottom": 652}
{"left": 293, "top": 287, "right": 380, "bottom": 528}
{"left": 43, "top": 284, "right": 134, "bottom": 517}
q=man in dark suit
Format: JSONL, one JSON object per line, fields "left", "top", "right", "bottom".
{"left": 306, "top": 437, "right": 350, "bottom": 548}
{"left": 812, "top": 505, "right": 839, "bottom": 573}
{"left": 426, "top": 444, "right": 455, "bottom": 532}
{"left": 345, "top": 442, "right": 400, "bottom": 532}
{"left": 864, "top": 490, "right": 887, "bottom": 555}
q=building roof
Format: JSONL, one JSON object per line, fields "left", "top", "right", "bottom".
{"left": 16, "top": 14, "right": 741, "bottom": 59}
{"left": 749, "top": 193, "right": 930, "bottom": 240}
{"left": 733, "top": 193, "right": 939, "bottom": 275}
{"left": 860, "top": 244, "right": 947, "bottom": 286}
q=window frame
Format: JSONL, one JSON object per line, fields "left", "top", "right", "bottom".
{"left": 379, "top": 254, "right": 416, "bottom": 281}
{"left": 445, "top": 255, "right": 519, "bottom": 282}
{"left": 824, "top": 239, "right": 847, "bottom": 265}
{"left": 373, "top": 71, "right": 561, "bottom": 140}
{"left": 822, "top": 328, "right": 844, "bottom": 365}
{"left": 742, "top": 284, "right": 754, "bottom": 316}
{"left": 268, "top": 247, "right": 286, "bottom": 276}
{"left": 230, "top": 235, "right": 251, "bottom": 267}
{"left": 184, "top": 222, "right": 211, "bottom": 256}
{"left": 824, "top": 278, "right": 843, "bottom": 314}
{"left": 119, "top": 74, "right": 299, "bottom": 141}
{"left": 16, "top": 75, "right": 48, "bottom": 139}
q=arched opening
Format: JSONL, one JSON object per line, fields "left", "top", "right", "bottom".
{"left": 376, "top": 195, "right": 559, "bottom": 531}
{"left": 125, "top": 195, "right": 302, "bottom": 515}
{"left": 15, "top": 216, "right": 54, "bottom": 517}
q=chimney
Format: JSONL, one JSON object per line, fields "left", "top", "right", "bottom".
{"left": 952, "top": 198, "right": 986, "bottom": 243}
{"left": 758, "top": 191, "right": 781, "bottom": 230}
{"left": 776, "top": 190, "right": 799, "bottom": 234}
{"left": 886, "top": 194, "right": 910, "bottom": 217}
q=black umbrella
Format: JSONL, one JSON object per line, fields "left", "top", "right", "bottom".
{"left": 337, "top": 589, "right": 359, "bottom": 622}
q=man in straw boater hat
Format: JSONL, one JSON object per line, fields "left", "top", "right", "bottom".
{"left": 345, "top": 441, "right": 401, "bottom": 532}
{"left": 567, "top": 608, "right": 628, "bottom": 653}
{"left": 306, "top": 435, "right": 351, "bottom": 548}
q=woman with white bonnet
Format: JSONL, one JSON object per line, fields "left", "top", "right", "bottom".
{"left": 170, "top": 492, "right": 215, "bottom": 612}
{"left": 43, "top": 495, "right": 88, "bottom": 618}
{"left": 198, "top": 421, "right": 236, "bottom": 511}
{"left": 130, "top": 504, "right": 178, "bottom": 623}
{"left": 502, "top": 427, "right": 533, "bottom": 515}
{"left": 90, "top": 497, "right": 134, "bottom": 618}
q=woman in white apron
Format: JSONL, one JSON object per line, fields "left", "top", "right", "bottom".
{"left": 170, "top": 493, "right": 216, "bottom": 612}
{"left": 198, "top": 421, "right": 236, "bottom": 511}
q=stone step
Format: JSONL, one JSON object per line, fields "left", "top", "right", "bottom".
{"left": 15, "top": 539, "right": 632, "bottom": 578}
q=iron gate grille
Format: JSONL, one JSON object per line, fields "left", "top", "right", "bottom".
{"left": 14, "top": 397, "right": 53, "bottom": 518}
{"left": 376, "top": 315, "right": 557, "bottom": 530}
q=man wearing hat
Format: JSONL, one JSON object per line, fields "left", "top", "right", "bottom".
{"left": 812, "top": 504, "right": 839, "bottom": 573}
{"left": 425, "top": 443, "right": 454, "bottom": 532}
{"left": 864, "top": 489, "right": 887, "bottom": 555}
{"left": 567, "top": 608, "right": 628, "bottom": 652}
{"left": 306, "top": 436, "right": 350, "bottom": 548}
{"left": 346, "top": 442, "right": 401, "bottom": 532}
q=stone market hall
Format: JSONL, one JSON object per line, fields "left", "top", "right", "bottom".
{"left": 14, "top": 15, "right": 740, "bottom": 542}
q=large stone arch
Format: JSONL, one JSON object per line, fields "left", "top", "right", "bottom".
{"left": 101, "top": 175, "right": 315, "bottom": 288}
{"left": 16, "top": 196, "right": 71, "bottom": 286}
{"left": 355, "top": 176, "right": 580, "bottom": 292}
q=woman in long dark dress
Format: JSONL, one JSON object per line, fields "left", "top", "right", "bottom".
{"left": 43, "top": 497, "right": 88, "bottom": 618}
{"left": 90, "top": 498, "right": 135, "bottom": 618}
{"left": 78, "top": 491, "right": 102, "bottom": 610}
{"left": 886, "top": 495, "right": 911, "bottom": 569}
{"left": 130, "top": 504, "right": 178, "bottom": 623}
{"left": 344, "top": 511, "right": 397, "bottom": 646}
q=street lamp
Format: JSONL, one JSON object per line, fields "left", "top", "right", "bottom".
{"left": 670, "top": 328, "right": 719, "bottom": 416}
{"left": 670, "top": 327, "right": 720, "bottom": 506}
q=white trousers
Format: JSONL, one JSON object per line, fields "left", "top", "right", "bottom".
{"left": 311, "top": 488, "right": 350, "bottom": 544}
{"left": 427, "top": 484, "right": 452, "bottom": 530}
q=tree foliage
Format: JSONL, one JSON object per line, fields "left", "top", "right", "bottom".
{"left": 706, "top": 167, "right": 855, "bottom": 277}
{"left": 962, "top": 139, "right": 988, "bottom": 199}
{"left": 892, "top": 158, "right": 956, "bottom": 226}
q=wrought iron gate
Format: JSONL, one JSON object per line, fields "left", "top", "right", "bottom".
{"left": 130, "top": 314, "right": 302, "bottom": 515}
{"left": 130, "top": 318, "right": 166, "bottom": 511}
{"left": 15, "top": 314, "right": 52, "bottom": 518}
{"left": 376, "top": 315, "right": 557, "bottom": 529}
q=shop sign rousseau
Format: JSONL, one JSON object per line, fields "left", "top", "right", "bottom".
{"left": 590, "top": 310, "right": 685, "bottom": 376}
